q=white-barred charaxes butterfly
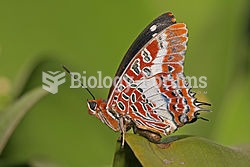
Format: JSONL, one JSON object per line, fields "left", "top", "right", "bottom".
{"left": 63, "top": 12, "right": 210, "bottom": 147}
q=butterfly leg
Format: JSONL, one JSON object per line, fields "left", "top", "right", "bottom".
{"left": 119, "top": 117, "right": 126, "bottom": 148}
{"left": 133, "top": 125, "right": 162, "bottom": 143}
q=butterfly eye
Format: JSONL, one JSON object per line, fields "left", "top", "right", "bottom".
{"left": 188, "top": 112, "right": 200, "bottom": 123}
{"left": 87, "top": 101, "right": 97, "bottom": 115}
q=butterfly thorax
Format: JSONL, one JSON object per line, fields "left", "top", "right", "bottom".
{"left": 87, "top": 99, "right": 122, "bottom": 132}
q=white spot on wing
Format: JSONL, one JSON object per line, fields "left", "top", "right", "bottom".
{"left": 150, "top": 24, "right": 157, "bottom": 32}
{"left": 152, "top": 33, "right": 157, "bottom": 37}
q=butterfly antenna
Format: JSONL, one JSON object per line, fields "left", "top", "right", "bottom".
{"left": 62, "top": 65, "right": 96, "bottom": 100}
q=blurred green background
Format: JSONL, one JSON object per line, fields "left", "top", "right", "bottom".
{"left": 0, "top": 0, "right": 249, "bottom": 166}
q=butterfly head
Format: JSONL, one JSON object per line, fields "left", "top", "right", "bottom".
{"left": 87, "top": 99, "right": 120, "bottom": 131}
{"left": 87, "top": 99, "right": 105, "bottom": 115}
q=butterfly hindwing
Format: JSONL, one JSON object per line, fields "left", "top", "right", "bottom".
{"left": 106, "top": 12, "right": 200, "bottom": 135}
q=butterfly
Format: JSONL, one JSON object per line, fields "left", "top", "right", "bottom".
{"left": 64, "top": 12, "right": 210, "bottom": 147}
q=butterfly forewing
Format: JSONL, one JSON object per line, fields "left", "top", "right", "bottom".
{"left": 108, "top": 12, "right": 176, "bottom": 98}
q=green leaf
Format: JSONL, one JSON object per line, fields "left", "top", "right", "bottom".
{"left": 0, "top": 88, "right": 48, "bottom": 154}
{"left": 11, "top": 58, "right": 58, "bottom": 100}
{"left": 124, "top": 134, "right": 250, "bottom": 167}
{"left": 113, "top": 138, "right": 142, "bottom": 167}
{"left": 0, "top": 76, "right": 12, "bottom": 111}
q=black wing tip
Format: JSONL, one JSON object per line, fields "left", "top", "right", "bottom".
{"left": 161, "top": 12, "right": 174, "bottom": 17}
{"left": 158, "top": 12, "right": 176, "bottom": 24}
